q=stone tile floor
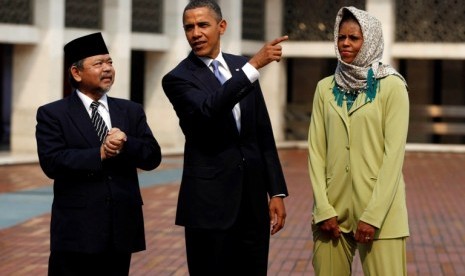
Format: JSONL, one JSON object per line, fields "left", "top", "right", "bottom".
{"left": 1, "top": 149, "right": 465, "bottom": 275}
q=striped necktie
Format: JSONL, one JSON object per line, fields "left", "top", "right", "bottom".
{"left": 90, "top": 101, "right": 109, "bottom": 143}
{"left": 211, "top": 60, "right": 241, "bottom": 131}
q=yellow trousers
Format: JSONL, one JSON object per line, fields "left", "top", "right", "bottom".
{"left": 312, "top": 230, "right": 407, "bottom": 276}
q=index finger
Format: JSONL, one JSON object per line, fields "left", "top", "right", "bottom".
{"left": 269, "top": 35, "right": 289, "bottom": 46}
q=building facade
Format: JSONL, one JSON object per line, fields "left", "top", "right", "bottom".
{"left": 0, "top": 0, "right": 464, "bottom": 158}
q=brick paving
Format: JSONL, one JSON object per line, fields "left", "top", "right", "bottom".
{"left": 1, "top": 149, "right": 465, "bottom": 275}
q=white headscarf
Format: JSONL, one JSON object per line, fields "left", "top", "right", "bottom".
{"left": 334, "top": 6, "right": 406, "bottom": 91}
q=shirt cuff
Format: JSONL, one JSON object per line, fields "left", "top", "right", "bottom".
{"left": 272, "top": 194, "right": 286, "bottom": 198}
{"left": 242, "top": 62, "right": 260, "bottom": 83}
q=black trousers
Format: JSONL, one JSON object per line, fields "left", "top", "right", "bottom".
{"left": 48, "top": 250, "right": 132, "bottom": 276}
{"left": 185, "top": 182, "right": 270, "bottom": 276}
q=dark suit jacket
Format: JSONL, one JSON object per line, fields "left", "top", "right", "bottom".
{"left": 35, "top": 91, "right": 161, "bottom": 254}
{"left": 162, "top": 52, "right": 288, "bottom": 230}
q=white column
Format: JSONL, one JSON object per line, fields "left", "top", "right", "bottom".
{"left": 260, "top": 0, "right": 287, "bottom": 141}
{"left": 11, "top": 0, "right": 65, "bottom": 154}
{"left": 218, "top": 0, "right": 242, "bottom": 54}
{"left": 103, "top": 0, "right": 132, "bottom": 99}
{"left": 366, "top": 0, "right": 396, "bottom": 67}
{"left": 144, "top": 0, "right": 190, "bottom": 152}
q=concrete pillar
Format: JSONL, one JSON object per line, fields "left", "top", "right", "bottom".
{"left": 366, "top": 0, "right": 396, "bottom": 67}
{"left": 218, "top": 0, "right": 242, "bottom": 54}
{"left": 260, "top": 0, "right": 287, "bottom": 141}
{"left": 144, "top": 0, "right": 190, "bottom": 152}
{"left": 11, "top": 0, "right": 65, "bottom": 154}
{"left": 103, "top": 0, "right": 132, "bottom": 99}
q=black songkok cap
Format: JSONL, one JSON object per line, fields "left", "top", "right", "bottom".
{"left": 64, "top": 32, "right": 109, "bottom": 65}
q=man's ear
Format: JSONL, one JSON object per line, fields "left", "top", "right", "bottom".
{"left": 219, "top": 19, "right": 227, "bottom": 35}
{"left": 70, "top": 66, "right": 81, "bottom": 83}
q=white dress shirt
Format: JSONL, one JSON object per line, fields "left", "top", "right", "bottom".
{"left": 77, "top": 90, "right": 112, "bottom": 129}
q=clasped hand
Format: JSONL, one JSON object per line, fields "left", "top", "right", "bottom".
{"left": 319, "top": 217, "right": 376, "bottom": 243}
{"left": 100, "top": 128, "right": 127, "bottom": 159}
{"left": 354, "top": 221, "right": 376, "bottom": 244}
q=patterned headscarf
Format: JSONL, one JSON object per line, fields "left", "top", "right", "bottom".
{"left": 334, "top": 6, "right": 406, "bottom": 91}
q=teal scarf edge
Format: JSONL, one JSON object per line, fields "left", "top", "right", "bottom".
{"left": 332, "top": 68, "right": 379, "bottom": 108}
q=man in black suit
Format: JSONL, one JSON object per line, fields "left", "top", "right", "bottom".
{"left": 35, "top": 32, "right": 162, "bottom": 276}
{"left": 162, "top": 1, "right": 289, "bottom": 275}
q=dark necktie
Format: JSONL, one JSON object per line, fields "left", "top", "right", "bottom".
{"left": 211, "top": 60, "right": 241, "bottom": 131}
{"left": 90, "top": 101, "right": 109, "bottom": 143}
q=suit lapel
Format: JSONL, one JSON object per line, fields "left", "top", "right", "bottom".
{"left": 348, "top": 93, "right": 370, "bottom": 115}
{"left": 67, "top": 92, "right": 101, "bottom": 146}
{"left": 108, "top": 98, "right": 127, "bottom": 132}
{"left": 67, "top": 92, "right": 128, "bottom": 146}
{"left": 329, "top": 99, "right": 350, "bottom": 132}
{"left": 328, "top": 91, "right": 373, "bottom": 142}
{"left": 223, "top": 53, "right": 248, "bottom": 114}
{"left": 187, "top": 52, "right": 243, "bottom": 135}
{"left": 187, "top": 52, "right": 221, "bottom": 93}
{"left": 223, "top": 54, "right": 248, "bottom": 136}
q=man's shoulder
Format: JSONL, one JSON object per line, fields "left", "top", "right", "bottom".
{"left": 222, "top": 52, "right": 248, "bottom": 66}
{"left": 166, "top": 52, "right": 247, "bottom": 74}
{"left": 223, "top": 52, "right": 247, "bottom": 60}
{"left": 108, "top": 97, "right": 142, "bottom": 108}
{"left": 38, "top": 94, "right": 73, "bottom": 111}
{"left": 163, "top": 55, "right": 197, "bottom": 80}
{"left": 170, "top": 57, "right": 191, "bottom": 73}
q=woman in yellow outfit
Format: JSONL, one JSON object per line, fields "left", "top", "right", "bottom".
{"left": 308, "top": 6, "right": 409, "bottom": 276}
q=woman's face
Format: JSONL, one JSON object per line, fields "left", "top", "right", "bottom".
{"left": 337, "top": 19, "right": 364, "bottom": 64}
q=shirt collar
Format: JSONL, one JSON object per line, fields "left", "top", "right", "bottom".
{"left": 199, "top": 52, "right": 227, "bottom": 69}
{"left": 76, "top": 90, "right": 109, "bottom": 111}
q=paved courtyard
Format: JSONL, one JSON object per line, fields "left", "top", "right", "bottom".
{"left": 1, "top": 148, "right": 465, "bottom": 275}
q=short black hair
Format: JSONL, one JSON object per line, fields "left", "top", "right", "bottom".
{"left": 184, "top": 0, "right": 223, "bottom": 22}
